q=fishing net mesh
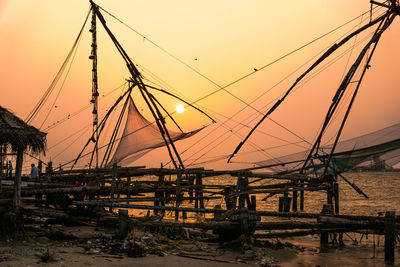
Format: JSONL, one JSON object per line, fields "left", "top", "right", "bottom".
{"left": 255, "top": 123, "right": 400, "bottom": 174}
{"left": 108, "top": 97, "right": 203, "bottom": 166}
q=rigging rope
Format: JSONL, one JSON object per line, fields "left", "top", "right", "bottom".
{"left": 39, "top": 30, "right": 83, "bottom": 130}
{"left": 25, "top": 8, "right": 91, "bottom": 124}
{"left": 47, "top": 3, "right": 388, "bottom": 169}
{"left": 180, "top": 21, "right": 381, "bottom": 168}
{"left": 227, "top": 10, "right": 389, "bottom": 163}
{"left": 43, "top": 82, "right": 127, "bottom": 131}
{"left": 96, "top": 3, "right": 381, "bottom": 155}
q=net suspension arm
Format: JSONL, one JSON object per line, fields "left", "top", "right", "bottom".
{"left": 300, "top": 10, "right": 393, "bottom": 175}
{"left": 227, "top": 11, "right": 389, "bottom": 163}
{"left": 137, "top": 86, "right": 180, "bottom": 169}
{"left": 140, "top": 85, "right": 185, "bottom": 168}
{"left": 92, "top": 2, "right": 185, "bottom": 169}
{"left": 147, "top": 92, "right": 183, "bottom": 133}
{"left": 321, "top": 12, "right": 396, "bottom": 175}
{"left": 100, "top": 91, "right": 131, "bottom": 167}
{"left": 144, "top": 84, "right": 216, "bottom": 124}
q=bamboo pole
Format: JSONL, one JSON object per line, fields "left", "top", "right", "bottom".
{"left": 13, "top": 148, "right": 23, "bottom": 212}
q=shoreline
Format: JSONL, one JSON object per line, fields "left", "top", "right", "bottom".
{"left": 1, "top": 221, "right": 399, "bottom": 267}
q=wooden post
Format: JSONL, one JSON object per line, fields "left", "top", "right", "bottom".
{"left": 155, "top": 175, "right": 164, "bottom": 215}
{"left": 109, "top": 163, "right": 117, "bottom": 212}
{"left": 327, "top": 184, "right": 333, "bottom": 209}
{"left": 300, "top": 182, "right": 304, "bottom": 211}
{"left": 13, "top": 148, "right": 24, "bottom": 212}
{"left": 384, "top": 211, "right": 395, "bottom": 265}
{"left": 278, "top": 196, "right": 283, "bottom": 212}
{"left": 249, "top": 195, "right": 256, "bottom": 211}
{"left": 116, "top": 175, "right": 121, "bottom": 199}
{"left": 213, "top": 205, "right": 223, "bottom": 220}
{"left": 224, "top": 186, "right": 236, "bottom": 210}
{"left": 292, "top": 190, "right": 298, "bottom": 212}
{"left": 118, "top": 209, "right": 129, "bottom": 239}
{"left": 188, "top": 174, "right": 194, "bottom": 203}
{"left": 334, "top": 182, "right": 339, "bottom": 214}
{"left": 175, "top": 172, "right": 181, "bottom": 221}
{"left": 195, "top": 173, "right": 204, "bottom": 209}
{"left": 0, "top": 145, "right": 4, "bottom": 198}
{"left": 238, "top": 176, "right": 248, "bottom": 209}
{"left": 319, "top": 204, "right": 332, "bottom": 249}
{"left": 126, "top": 176, "right": 131, "bottom": 198}
{"left": 283, "top": 193, "right": 291, "bottom": 212}
{"left": 279, "top": 192, "right": 291, "bottom": 212}
{"left": 46, "top": 161, "right": 53, "bottom": 182}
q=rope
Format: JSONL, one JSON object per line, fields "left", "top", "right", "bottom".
{"left": 25, "top": 8, "right": 91, "bottom": 124}
{"left": 97, "top": 3, "right": 380, "bottom": 151}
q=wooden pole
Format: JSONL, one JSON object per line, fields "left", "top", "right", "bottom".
{"left": 292, "top": 190, "right": 298, "bottom": 212}
{"left": 278, "top": 196, "right": 283, "bottom": 212}
{"left": 13, "top": 148, "right": 24, "bottom": 212}
{"left": 249, "top": 195, "right": 256, "bottom": 211}
{"left": 319, "top": 204, "right": 332, "bottom": 249}
{"left": 117, "top": 209, "right": 129, "bottom": 239}
{"left": 0, "top": 145, "right": 5, "bottom": 197}
{"left": 384, "top": 211, "right": 396, "bottom": 265}
{"left": 46, "top": 161, "right": 53, "bottom": 182}
{"left": 109, "top": 163, "right": 117, "bottom": 212}
{"left": 175, "top": 171, "right": 181, "bottom": 221}
{"left": 238, "top": 176, "right": 247, "bottom": 209}
{"left": 300, "top": 182, "right": 304, "bottom": 211}
{"left": 224, "top": 186, "right": 236, "bottom": 210}
{"left": 334, "top": 182, "right": 339, "bottom": 214}
{"left": 126, "top": 176, "right": 131, "bottom": 198}
{"left": 195, "top": 173, "right": 204, "bottom": 209}
{"left": 327, "top": 180, "right": 333, "bottom": 210}
{"left": 154, "top": 175, "right": 164, "bottom": 215}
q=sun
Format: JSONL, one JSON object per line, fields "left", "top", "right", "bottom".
{"left": 176, "top": 104, "right": 184, "bottom": 114}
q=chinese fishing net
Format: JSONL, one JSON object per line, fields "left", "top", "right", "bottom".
{"left": 108, "top": 97, "right": 204, "bottom": 166}
{"left": 254, "top": 123, "right": 400, "bottom": 175}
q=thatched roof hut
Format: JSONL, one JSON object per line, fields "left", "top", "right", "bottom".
{"left": 0, "top": 106, "right": 46, "bottom": 154}
{"left": 0, "top": 106, "right": 46, "bottom": 211}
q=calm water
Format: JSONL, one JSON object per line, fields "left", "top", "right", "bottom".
{"left": 189, "top": 171, "right": 400, "bottom": 218}
{"left": 127, "top": 172, "right": 400, "bottom": 219}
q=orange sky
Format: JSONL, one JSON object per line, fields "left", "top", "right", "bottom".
{"left": 1, "top": 1, "right": 399, "bottom": 171}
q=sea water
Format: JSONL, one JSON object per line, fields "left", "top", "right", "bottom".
{"left": 125, "top": 171, "right": 400, "bottom": 219}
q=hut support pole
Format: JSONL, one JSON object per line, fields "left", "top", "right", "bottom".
{"left": 0, "top": 146, "right": 4, "bottom": 197}
{"left": 13, "top": 148, "right": 24, "bottom": 212}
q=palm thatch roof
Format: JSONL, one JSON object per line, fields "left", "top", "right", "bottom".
{"left": 0, "top": 106, "right": 46, "bottom": 154}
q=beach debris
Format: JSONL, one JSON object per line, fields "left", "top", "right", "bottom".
{"left": 258, "top": 255, "right": 279, "bottom": 267}
{"left": 45, "top": 228, "right": 78, "bottom": 241}
{"left": 35, "top": 247, "right": 56, "bottom": 263}
{"left": 126, "top": 241, "right": 146, "bottom": 257}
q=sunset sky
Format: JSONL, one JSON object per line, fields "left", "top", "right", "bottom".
{"left": 1, "top": 1, "right": 399, "bottom": 171}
